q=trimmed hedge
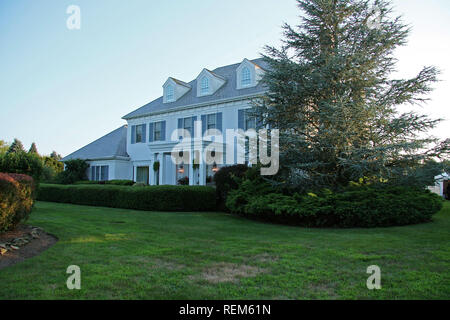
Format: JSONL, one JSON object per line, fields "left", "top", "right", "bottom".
{"left": 37, "top": 184, "right": 216, "bottom": 212}
{"left": 226, "top": 180, "right": 444, "bottom": 228}
{"left": 74, "top": 180, "right": 135, "bottom": 186}
{"left": 0, "top": 173, "right": 35, "bottom": 232}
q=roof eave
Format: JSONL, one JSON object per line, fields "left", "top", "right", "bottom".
{"left": 122, "top": 91, "right": 267, "bottom": 120}
{"left": 62, "top": 155, "right": 130, "bottom": 162}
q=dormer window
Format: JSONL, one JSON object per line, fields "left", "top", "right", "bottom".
{"left": 236, "top": 58, "right": 265, "bottom": 90}
{"left": 196, "top": 69, "right": 226, "bottom": 97}
{"left": 166, "top": 85, "right": 175, "bottom": 102}
{"left": 241, "top": 67, "right": 251, "bottom": 86}
{"left": 163, "top": 78, "right": 191, "bottom": 103}
{"left": 200, "top": 77, "right": 209, "bottom": 95}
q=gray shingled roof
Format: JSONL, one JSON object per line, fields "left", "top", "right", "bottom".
{"left": 122, "top": 58, "right": 269, "bottom": 120}
{"left": 62, "top": 125, "right": 129, "bottom": 161}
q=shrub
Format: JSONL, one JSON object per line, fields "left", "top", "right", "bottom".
{"left": 41, "top": 156, "right": 64, "bottom": 183}
{"left": 107, "top": 180, "right": 134, "bottom": 186}
{"left": 132, "top": 182, "right": 147, "bottom": 187}
{"left": 57, "top": 159, "right": 89, "bottom": 184}
{"left": 74, "top": 180, "right": 100, "bottom": 185}
{"left": 214, "top": 164, "right": 249, "bottom": 209}
{"left": 226, "top": 181, "right": 443, "bottom": 228}
{"left": 177, "top": 176, "right": 189, "bottom": 185}
{"left": 0, "top": 152, "right": 43, "bottom": 182}
{"left": 74, "top": 180, "right": 134, "bottom": 186}
{"left": 37, "top": 184, "right": 216, "bottom": 212}
{"left": 0, "top": 173, "right": 35, "bottom": 232}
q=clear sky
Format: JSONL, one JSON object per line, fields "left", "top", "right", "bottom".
{"left": 0, "top": 0, "right": 449, "bottom": 156}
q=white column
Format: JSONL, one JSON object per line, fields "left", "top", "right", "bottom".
{"left": 188, "top": 160, "right": 194, "bottom": 186}
{"left": 199, "top": 163, "right": 206, "bottom": 186}
{"left": 149, "top": 157, "right": 154, "bottom": 186}
{"left": 159, "top": 153, "right": 164, "bottom": 185}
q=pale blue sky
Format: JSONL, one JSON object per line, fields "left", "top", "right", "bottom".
{"left": 0, "top": 0, "right": 449, "bottom": 156}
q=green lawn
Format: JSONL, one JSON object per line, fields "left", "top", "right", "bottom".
{"left": 1, "top": 201, "right": 449, "bottom": 300}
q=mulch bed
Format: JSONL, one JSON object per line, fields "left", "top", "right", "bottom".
{"left": 0, "top": 225, "right": 58, "bottom": 270}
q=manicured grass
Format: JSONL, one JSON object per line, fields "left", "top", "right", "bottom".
{"left": 0, "top": 201, "right": 449, "bottom": 299}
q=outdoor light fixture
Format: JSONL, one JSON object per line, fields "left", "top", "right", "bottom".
{"left": 212, "top": 163, "right": 219, "bottom": 173}
{"left": 178, "top": 164, "right": 185, "bottom": 174}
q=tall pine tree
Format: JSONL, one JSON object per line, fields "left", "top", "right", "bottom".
{"left": 50, "top": 151, "right": 62, "bottom": 160}
{"left": 7, "top": 138, "right": 25, "bottom": 154}
{"left": 28, "top": 142, "right": 39, "bottom": 155}
{"left": 255, "top": 0, "right": 449, "bottom": 191}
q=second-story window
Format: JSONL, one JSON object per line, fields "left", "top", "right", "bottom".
{"left": 183, "top": 117, "right": 193, "bottom": 135}
{"left": 135, "top": 124, "right": 144, "bottom": 143}
{"left": 241, "top": 67, "right": 251, "bottom": 86}
{"left": 245, "top": 114, "right": 256, "bottom": 130}
{"left": 154, "top": 122, "right": 162, "bottom": 141}
{"left": 200, "top": 77, "right": 209, "bottom": 95}
{"left": 166, "top": 85, "right": 174, "bottom": 101}
{"left": 207, "top": 114, "right": 216, "bottom": 130}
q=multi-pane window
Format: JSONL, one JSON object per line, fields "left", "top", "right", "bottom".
{"left": 241, "top": 67, "right": 251, "bottom": 86}
{"left": 200, "top": 77, "right": 209, "bottom": 95}
{"left": 154, "top": 122, "right": 162, "bottom": 141}
{"left": 135, "top": 124, "right": 144, "bottom": 143}
{"left": 245, "top": 114, "right": 256, "bottom": 130}
{"left": 207, "top": 114, "right": 216, "bottom": 130}
{"left": 136, "top": 166, "right": 149, "bottom": 185}
{"left": 183, "top": 117, "right": 193, "bottom": 135}
{"left": 91, "top": 165, "right": 109, "bottom": 181}
{"left": 100, "top": 166, "right": 108, "bottom": 181}
{"left": 166, "top": 85, "right": 174, "bottom": 101}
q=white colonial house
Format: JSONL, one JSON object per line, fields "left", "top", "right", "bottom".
{"left": 62, "top": 58, "right": 269, "bottom": 186}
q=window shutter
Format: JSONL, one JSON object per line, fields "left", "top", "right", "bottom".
{"left": 161, "top": 121, "right": 166, "bottom": 141}
{"left": 201, "top": 115, "right": 207, "bottom": 135}
{"left": 149, "top": 123, "right": 154, "bottom": 142}
{"left": 238, "top": 110, "right": 245, "bottom": 130}
{"left": 178, "top": 118, "right": 183, "bottom": 139}
{"left": 131, "top": 125, "right": 136, "bottom": 144}
{"left": 217, "top": 112, "right": 223, "bottom": 133}
{"left": 142, "top": 124, "right": 147, "bottom": 143}
{"left": 105, "top": 166, "right": 109, "bottom": 181}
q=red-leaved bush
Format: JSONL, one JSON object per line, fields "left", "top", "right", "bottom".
{"left": 0, "top": 173, "right": 35, "bottom": 233}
